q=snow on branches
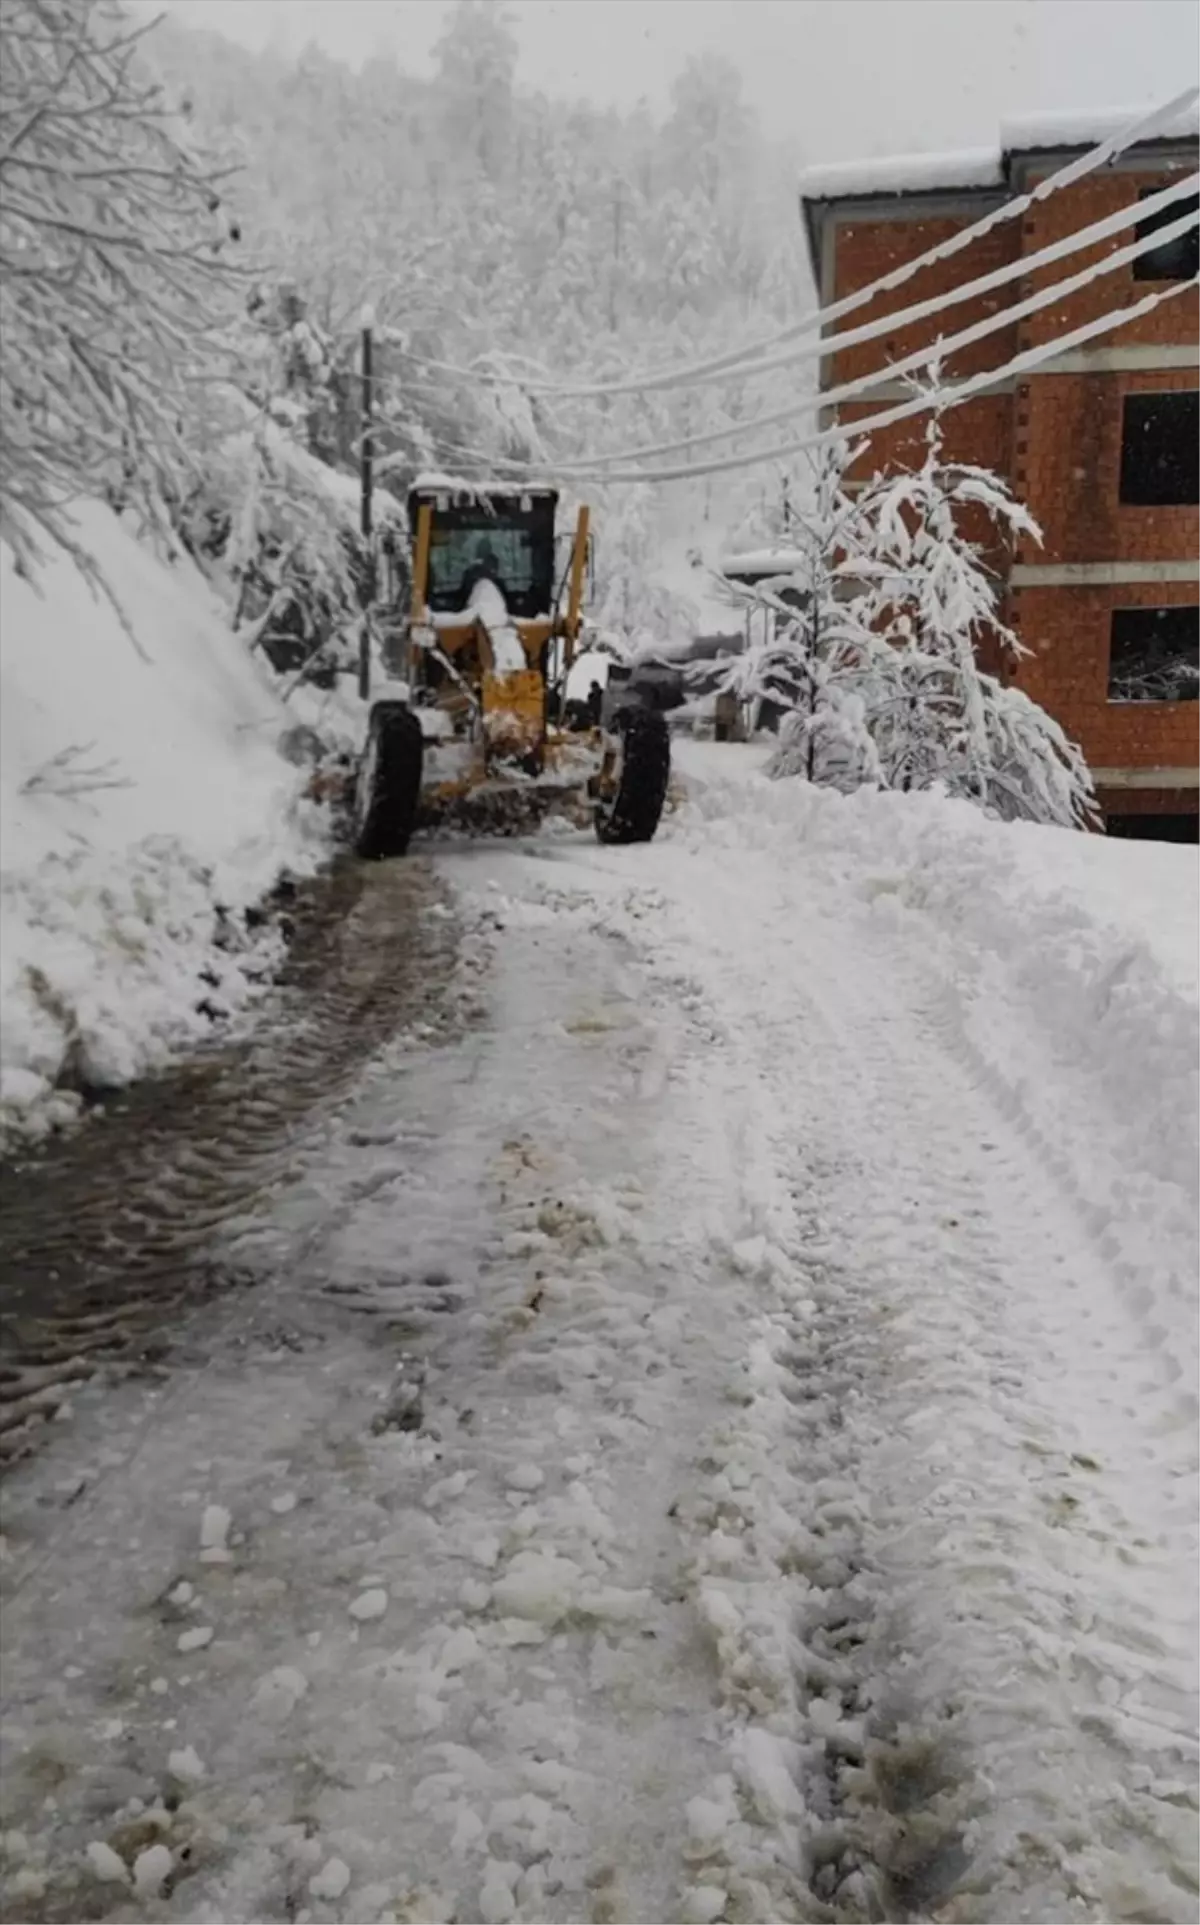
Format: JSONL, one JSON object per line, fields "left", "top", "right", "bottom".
{"left": 0, "top": 0, "right": 245, "bottom": 572}
{"left": 735, "top": 419, "right": 1099, "bottom": 830}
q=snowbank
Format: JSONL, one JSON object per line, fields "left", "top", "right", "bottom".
{"left": 673, "top": 743, "right": 1199, "bottom": 1293}
{"left": 1, "top": 502, "right": 330, "bottom": 1144}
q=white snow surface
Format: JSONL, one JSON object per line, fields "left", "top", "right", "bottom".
{"left": 465, "top": 578, "right": 527, "bottom": 674}
{"left": 1, "top": 741, "right": 1195, "bottom": 1923}
{"left": 799, "top": 146, "right": 1001, "bottom": 200}
{"left": 0, "top": 502, "right": 330, "bottom": 1144}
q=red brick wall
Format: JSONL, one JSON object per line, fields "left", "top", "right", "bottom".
{"left": 1012, "top": 367, "right": 1199, "bottom": 564}
{"left": 838, "top": 393, "right": 1012, "bottom": 481}
{"left": 1009, "top": 580, "right": 1200, "bottom": 767}
{"left": 830, "top": 216, "right": 1020, "bottom": 388}
{"left": 825, "top": 166, "right": 1198, "bottom": 386}
{"left": 1017, "top": 168, "right": 1200, "bottom": 351}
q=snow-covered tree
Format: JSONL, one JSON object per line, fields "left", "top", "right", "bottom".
{"left": 111, "top": 0, "right": 811, "bottom": 665}
{"left": 241, "top": 278, "right": 345, "bottom": 463}
{"left": 662, "top": 53, "right": 751, "bottom": 214}
{"left": 851, "top": 413, "right": 1097, "bottom": 824}
{"left": 735, "top": 418, "right": 1098, "bottom": 829}
{"left": 0, "top": 0, "right": 245, "bottom": 571}
{"left": 432, "top": 0, "right": 518, "bottom": 182}
{"left": 721, "top": 441, "right": 886, "bottom": 780}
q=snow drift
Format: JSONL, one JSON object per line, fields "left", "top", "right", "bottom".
{"left": 0, "top": 502, "right": 329, "bottom": 1145}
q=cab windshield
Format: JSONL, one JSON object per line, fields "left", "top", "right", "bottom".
{"left": 427, "top": 525, "right": 538, "bottom": 612}
{"left": 414, "top": 495, "right": 557, "bottom": 619}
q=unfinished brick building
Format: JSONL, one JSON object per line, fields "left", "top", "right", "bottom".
{"left": 800, "top": 112, "right": 1199, "bottom": 837}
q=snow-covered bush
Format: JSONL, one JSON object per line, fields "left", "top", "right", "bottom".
{"left": 735, "top": 421, "right": 1098, "bottom": 830}
{"left": 0, "top": 0, "right": 244, "bottom": 573}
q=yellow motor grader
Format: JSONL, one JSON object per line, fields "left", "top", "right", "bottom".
{"left": 352, "top": 481, "right": 671, "bottom": 857}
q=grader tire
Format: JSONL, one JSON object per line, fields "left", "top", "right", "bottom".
{"left": 594, "top": 706, "right": 670, "bottom": 846}
{"left": 354, "top": 703, "right": 424, "bottom": 859}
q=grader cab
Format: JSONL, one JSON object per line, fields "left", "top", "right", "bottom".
{"left": 352, "top": 482, "right": 670, "bottom": 857}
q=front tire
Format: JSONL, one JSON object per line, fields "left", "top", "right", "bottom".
{"left": 594, "top": 706, "right": 670, "bottom": 846}
{"left": 354, "top": 703, "right": 423, "bottom": 859}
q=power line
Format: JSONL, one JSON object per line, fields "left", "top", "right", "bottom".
{"left": 387, "top": 194, "right": 1198, "bottom": 485}
{"left": 372, "top": 268, "right": 1196, "bottom": 494}
{"left": 392, "top": 90, "right": 1198, "bottom": 403}
{"left": 544, "top": 191, "right": 1200, "bottom": 474}
{"left": 567, "top": 156, "right": 1200, "bottom": 408}
{"left": 625, "top": 169, "right": 1200, "bottom": 401}
{"left": 519, "top": 278, "right": 1196, "bottom": 487}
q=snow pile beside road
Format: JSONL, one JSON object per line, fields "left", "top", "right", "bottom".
{"left": 0, "top": 502, "right": 330, "bottom": 1145}
{"left": 673, "top": 741, "right": 1198, "bottom": 1301}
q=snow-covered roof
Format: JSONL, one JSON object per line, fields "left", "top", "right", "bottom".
{"left": 410, "top": 471, "right": 557, "bottom": 500}
{"left": 798, "top": 149, "right": 1000, "bottom": 203}
{"left": 1001, "top": 101, "right": 1200, "bottom": 153}
{"left": 798, "top": 100, "right": 1200, "bottom": 205}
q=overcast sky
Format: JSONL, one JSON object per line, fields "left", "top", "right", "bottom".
{"left": 145, "top": 0, "right": 1199, "bottom": 164}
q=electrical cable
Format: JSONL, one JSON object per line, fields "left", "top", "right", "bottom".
{"left": 389, "top": 90, "right": 1198, "bottom": 402}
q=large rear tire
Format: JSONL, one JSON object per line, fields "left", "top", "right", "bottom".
{"left": 354, "top": 702, "right": 424, "bottom": 859}
{"left": 594, "top": 706, "right": 670, "bottom": 846}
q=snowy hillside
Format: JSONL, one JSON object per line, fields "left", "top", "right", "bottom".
{"left": 0, "top": 505, "right": 330, "bottom": 1145}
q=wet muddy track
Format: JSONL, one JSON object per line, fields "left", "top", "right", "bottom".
{"left": 0, "top": 857, "right": 469, "bottom": 1464}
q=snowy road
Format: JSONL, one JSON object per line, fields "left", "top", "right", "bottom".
{"left": 1, "top": 749, "right": 1196, "bottom": 1925}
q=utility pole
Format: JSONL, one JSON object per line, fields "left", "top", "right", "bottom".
{"left": 358, "top": 305, "right": 375, "bottom": 701}
{"left": 360, "top": 304, "right": 374, "bottom": 546}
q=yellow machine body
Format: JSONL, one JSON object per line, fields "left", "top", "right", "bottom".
{"left": 400, "top": 484, "right": 605, "bottom": 813}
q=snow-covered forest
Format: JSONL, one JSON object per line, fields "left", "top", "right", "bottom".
{"left": 1, "top": 0, "right": 820, "bottom": 679}
{"left": 138, "top": 0, "right": 806, "bottom": 529}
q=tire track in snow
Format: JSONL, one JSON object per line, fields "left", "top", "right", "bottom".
{"left": 0, "top": 860, "right": 480, "bottom": 1463}
{"left": 613, "top": 845, "right": 1198, "bottom": 1924}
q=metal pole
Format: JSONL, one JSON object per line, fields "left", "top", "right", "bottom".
{"left": 358, "top": 306, "right": 375, "bottom": 702}
{"left": 360, "top": 307, "right": 374, "bottom": 545}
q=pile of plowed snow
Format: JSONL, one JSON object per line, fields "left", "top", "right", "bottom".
{"left": 0, "top": 503, "right": 331, "bottom": 1145}
{"left": 673, "top": 742, "right": 1199, "bottom": 1304}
